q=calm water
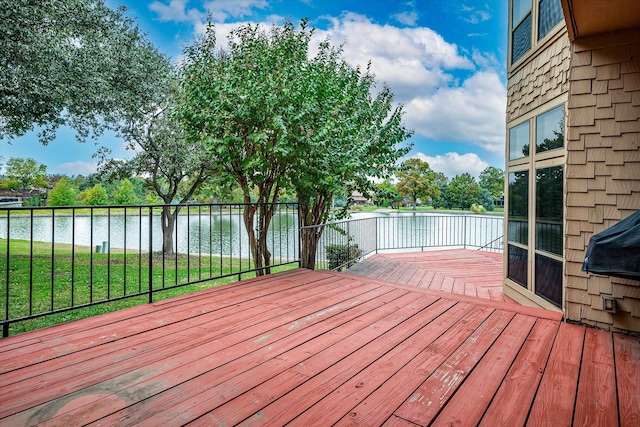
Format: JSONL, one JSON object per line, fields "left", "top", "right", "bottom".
{"left": 0, "top": 211, "right": 503, "bottom": 257}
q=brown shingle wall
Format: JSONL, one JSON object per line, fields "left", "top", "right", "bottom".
{"left": 507, "top": 35, "right": 571, "bottom": 121}
{"left": 565, "top": 31, "right": 640, "bottom": 334}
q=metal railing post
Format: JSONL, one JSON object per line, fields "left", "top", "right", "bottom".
{"left": 148, "top": 207, "right": 154, "bottom": 304}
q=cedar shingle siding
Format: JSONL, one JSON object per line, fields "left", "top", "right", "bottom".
{"left": 565, "top": 32, "right": 640, "bottom": 333}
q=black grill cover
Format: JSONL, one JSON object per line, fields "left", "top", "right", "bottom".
{"left": 582, "top": 210, "right": 640, "bottom": 280}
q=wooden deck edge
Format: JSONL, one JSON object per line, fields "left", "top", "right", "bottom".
{"left": 332, "top": 271, "right": 564, "bottom": 322}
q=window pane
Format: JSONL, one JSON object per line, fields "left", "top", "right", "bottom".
{"left": 535, "top": 254, "right": 562, "bottom": 307}
{"left": 536, "top": 166, "right": 563, "bottom": 256}
{"left": 508, "top": 244, "right": 528, "bottom": 287}
{"left": 512, "top": 12, "right": 532, "bottom": 63}
{"left": 509, "top": 121, "right": 530, "bottom": 160}
{"left": 538, "top": 0, "right": 564, "bottom": 40}
{"left": 508, "top": 171, "right": 529, "bottom": 245}
{"left": 513, "top": 0, "right": 532, "bottom": 26}
{"left": 536, "top": 105, "right": 564, "bottom": 153}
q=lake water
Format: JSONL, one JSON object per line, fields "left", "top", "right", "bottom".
{"left": 0, "top": 210, "right": 503, "bottom": 258}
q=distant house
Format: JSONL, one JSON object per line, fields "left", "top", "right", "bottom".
{"left": 351, "top": 191, "right": 370, "bottom": 206}
{"left": 505, "top": 0, "right": 640, "bottom": 334}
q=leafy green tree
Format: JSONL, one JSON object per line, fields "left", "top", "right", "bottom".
{"left": 111, "top": 178, "right": 139, "bottom": 205}
{"left": 179, "top": 20, "right": 410, "bottom": 272}
{"left": 396, "top": 158, "right": 439, "bottom": 210}
{"left": 179, "top": 20, "right": 310, "bottom": 274}
{"left": 1, "top": 0, "right": 170, "bottom": 143}
{"left": 479, "top": 166, "right": 504, "bottom": 201}
{"left": 291, "top": 49, "right": 411, "bottom": 268}
{"left": 99, "top": 79, "right": 215, "bottom": 254}
{"left": 78, "top": 184, "right": 108, "bottom": 206}
{"left": 375, "top": 180, "right": 402, "bottom": 209}
{"left": 480, "top": 189, "right": 495, "bottom": 211}
{"left": 5, "top": 157, "right": 48, "bottom": 189}
{"left": 446, "top": 173, "right": 482, "bottom": 210}
{"left": 47, "top": 177, "right": 78, "bottom": 206}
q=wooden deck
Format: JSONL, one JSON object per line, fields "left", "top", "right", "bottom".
{"left": 1, "top": 260, "right": 639, "bottom": 425}
{"left": 345, "top": 249, "right": 512, "bottom": 303}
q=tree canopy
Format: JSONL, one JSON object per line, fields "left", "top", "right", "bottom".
{"left": 0, "top": 0, "right": 171, "bottom": 143}
{"left": 4, "top": 157, "right": 48, "bottom": 189}
{"left": 179, "top": 19, "right": 411, "bottom": 272}
{"left": 396, "top": 158, "right": 440, "bottom": 209}
{"left": 479, "top": 166, "right": 504, "bottom": 201}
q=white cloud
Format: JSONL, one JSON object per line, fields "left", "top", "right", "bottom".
{"left": 404, "top": 70, "right": 506, "bottom": 154}
{"left": 413, "top": 152, "right": 489, "bottom": 179}
{"left": 392, "top": 11, "right": 419, "bottom": 26}
{"left": 461, "top": 4, "right": 492, "bottom": 24}
{"left": 58, "top": 161, "right": 98, "bottom": 175}
{"left": 313, "top": 13, "right": 474, "bottom": 101}
{"left": 149, "top": 0, "right": 268, "bottom": 24}
{"left": 152, "top": 7, "right": 506, "bottom": 162}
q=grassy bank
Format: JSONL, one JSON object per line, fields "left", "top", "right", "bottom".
{"left": 0, "top": 239, "right": 296, "bottom": 336}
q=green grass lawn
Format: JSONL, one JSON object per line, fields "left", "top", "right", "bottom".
{"left": 0, "top": 238, "right": 297, "bottom": 336}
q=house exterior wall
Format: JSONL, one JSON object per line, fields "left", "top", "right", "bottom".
{"left": 507, "top": 33, "right": 571, "bottom": 122}
{"left": 564, "top": 28, "right": 640, "bottom": 333}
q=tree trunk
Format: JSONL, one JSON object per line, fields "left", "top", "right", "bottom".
{"left": 298, "top": 192, "right": 329, "bottom": 270}
{"left": 242, "top": 204, "right": 264, "bottom": 276}
{"left": 160, "top": 205, "right": 179, "bottom": 255}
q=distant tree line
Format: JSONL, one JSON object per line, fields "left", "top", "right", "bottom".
{"left": 374, "top": 160, "right": 504, "bottom": 212}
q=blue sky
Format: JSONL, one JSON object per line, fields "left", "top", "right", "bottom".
{"left": 1, "top": 0, "right": 508, "bottom": 179}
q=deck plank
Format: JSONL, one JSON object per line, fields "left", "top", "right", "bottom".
{"left": 1, "top": 257, "right": 634, "bottom": 427}
{"left": 284, "top": 302, "right": 476, "bottom": 426}
{"left": 615, "top": 333, "right": 640, "bottom": 427}
{"left": 392, "top": 309, "right": 515, "bottom": 425}
{"left": 479, "top": 318, "right": 558, "bottom": 426}
{"left": 333, "top": 305, "right": 496, "bottom": 426}
{"left": 430, "top": 313, "right": 537, "bottom": 426}
{"left": 3, "top": 282, "right": 401, "bottom": 424}
{"left": 527, "top": 322, "right": 584, "bottom": 426}
{"left": 574, "top": 328, "right": 618, "bottom": 427}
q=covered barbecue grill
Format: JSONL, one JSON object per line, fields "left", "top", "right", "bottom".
{"left": 582, "top": 210, "right": 640, "bottom": 280}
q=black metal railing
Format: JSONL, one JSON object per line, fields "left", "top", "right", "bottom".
{"left": 308, "top": 214, "right": 504, "bottom": 271}
{"left": 1, "top": 206, "right": 503, "bottom": 337}
{"left": 0, "top": 203, "right": 299, "bottom": 337}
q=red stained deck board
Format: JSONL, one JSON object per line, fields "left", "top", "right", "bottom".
{"left": 615, "top": 333, "right": 640, "bottom": 427}
{"left": 574, "top": 328, "right": 619, "bottom": 426}
{"left": 1, "top": 273, "right": 356, "bottom": 385}
{"left": 527, "top": 322, "right": 585, "bottom": 426}
{"left": 382, "top": 415, "right": 421, "bottom": 427}
{"left": 1, "top": 261, "right": 634, "bottom": 427}
{"left": 3, "top": 284, "right": 406, "bottom": 425}
{"left": 431, "top": 313, "right": 538, "bottom": 426}
{"left": 479, "top": 318, "right": 559, "bottom": 426}
{"left": 332, "top": 305, "right": 497, "bottom": 427}
{"left": 1, "top": 275, "right": 377, "bottom": 404}
{"left": 285, "top": 302, "right": 477, "bottom": 427}
{"left": 346, "top": 249, "right": 508, "bottom": 304}
{"left": 236, "top": 297, "right": 460, "bottom": 427}
{"left": 104, "top": 291, "right": 435, "bottom": 426}
{"left": 393, "top": 309, "right": 516, "bottom": 425}
{"left": 170, "top": 294, "right": 448, "bottom": 427}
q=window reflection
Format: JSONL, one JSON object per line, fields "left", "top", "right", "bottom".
{"left": 536, "top": 105, "right": 564, "bottom": 153}
{"left": 536, "top": 165, "right": 563, "bottom": 256}
{"left": 509, "top": 121, "right": 530, "bottom": 160}
{"left": 508, "top": 171, "right": 529, "bottom": 245}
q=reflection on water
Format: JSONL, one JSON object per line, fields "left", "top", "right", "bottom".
{"left": 1, "top": 211, "right": 503, "bottom": 259}
{"left": 0, "top": 212, "right": 299, "bottom": 259}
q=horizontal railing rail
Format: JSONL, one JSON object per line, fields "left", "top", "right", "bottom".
{"left": 0, "top": 202, "right": 300, "bottom": 337}
{"left": 309, "top": 214, "right": 504, "bottom": 271}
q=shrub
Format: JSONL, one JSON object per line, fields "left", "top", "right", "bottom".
{"left": 325, "top": 243, "right": 363, "bottom": 271}
{"left": 471, "top": 203, "right": 486, "bottom": 214}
